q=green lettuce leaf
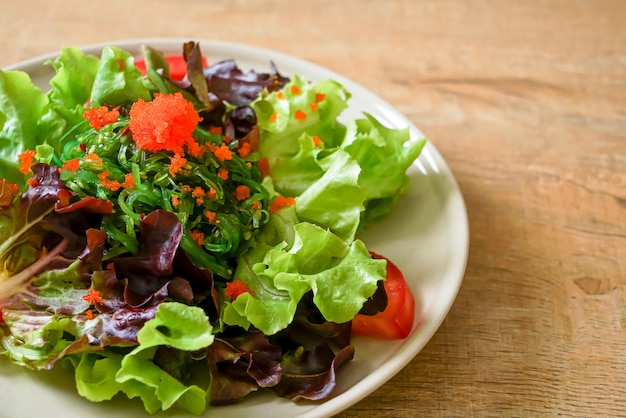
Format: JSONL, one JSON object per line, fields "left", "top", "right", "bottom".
{"left": 232, "top": 73, "right": 425, "bottom": 336}
{"left": 39, "top": 46, "right": 102, "bottom": 153}
{"left": 343, "top": 115, "right": 426, "bottom": 199}
{"left": 111, "top": 302, "right": 213, "bottom": 415}
{"left": 0, "top": 47, "right": 100, "bottom": 185}
{"left": 89, "top": 46, "right": 152, "bottom": 106}
{"left": 342, "top": 114, "right": 427, "bottom": 229}
{"left": 254, "top": 75, "right": 349, "bottom": 168}
{"left": 294, "top": 148, "right": 365, "bottom": 242}
{"left": 224, "top": 210, "right": 385, "bottom": 335}
{"left": 266, "top": 132, "right": 324, "bottom": 197}
{"left": 140, "top": 44, "right": 171, "bottom": 79}
{"left": 70, "top": 303, "right": 213, "bottom": 415}
{"left": 0, "top": 259, "right": 92, "bottom": 369}
{"left": 74, "top": 346, "right": 206, "bottom": 415}
{"left": 73, "top": 350, "right": 129, "bottom": 402}
{"left": 0, "top": 70, "right": 49, "bottom": 183}
{"left": 47, "top": 46, "right": 100, "bottom": 110}
{"left": 254, "top": 75, "right": 427, "bottom": 240}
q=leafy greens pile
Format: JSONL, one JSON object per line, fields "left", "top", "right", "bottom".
{"left": 0, "top": 41, "right": 426, "bottom": 415}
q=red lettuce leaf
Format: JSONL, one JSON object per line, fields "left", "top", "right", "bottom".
{"left": 113, "top": 209, "right": 182, "bottom": 277}
{"left": 270, "top": 344, "right": 355, "bottom": 401}
{"left": 204, "top": 59, "right": 289, "bottom": 106}
{"left": 0, "top": 184, "right": 219, "bottom": 370}
{"left": 207, "top": 328, "right": 282, "bottom": 405}
{"left": 0, "top": 164, "right": 112, "bottom": 292}
{"left": 109, "top": 209, "right": 218, "bottom": 317}
{"left": 206, "top": 313, "right": 355, "bottom": 404}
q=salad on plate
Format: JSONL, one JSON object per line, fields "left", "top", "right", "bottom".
{"left": 0, "top": 41, "right": 426, "bottom": 415}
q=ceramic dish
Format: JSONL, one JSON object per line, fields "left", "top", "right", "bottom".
{"left": 0, "top": 39, "right": 468, "bottom": 418}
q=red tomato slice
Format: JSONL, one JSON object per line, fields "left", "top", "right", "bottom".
{"left": 351, "top": 252, "right": 415, "bottom": 339}
{"left": 134, "top": 55, "right": 208, "bottom": 81}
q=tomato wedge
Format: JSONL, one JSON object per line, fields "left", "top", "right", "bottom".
{"left": 134, "top": 55, "right": 208, "bottom": 81}
{"left": 351, "top": 252, "right": 415, "bottom": 339}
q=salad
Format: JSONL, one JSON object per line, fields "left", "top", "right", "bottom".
{"left": 0, "top": 41, "right": 426, "bottom": 415}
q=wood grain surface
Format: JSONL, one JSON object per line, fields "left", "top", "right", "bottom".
{"left": 1, "top": 0, "right": 625, "bottom": 416}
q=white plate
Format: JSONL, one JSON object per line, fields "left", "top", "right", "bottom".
{"left": 0, "top": 39, "right": 468, "bottom": 418}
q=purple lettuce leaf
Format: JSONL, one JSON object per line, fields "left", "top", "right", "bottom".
{"left": 0, "top": 164, "right": 112, "bottom": 294}
{"left": 284, "top": 291, "right": 353, "bottom": 350}
{"left": 204, "top": 59, "right": 289, "bottom": 106}
{"left": 206, "top": 310, "right": 355, "bottom": 404}
{"left": 265, "top": 295, "right": 355, "bottom": 402}
{"left": 0, "top": 180, "right": 219, "bottom": 370}
{"left": 270, "top": 343, "right": 355, "bottom": 401}
{"left": 207, "top": 328, "right": 282, "bottom": 405}
{"left": 108, "top": 209, "right": 218, "bottom": 318}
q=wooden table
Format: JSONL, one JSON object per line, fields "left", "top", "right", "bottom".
{"left": 2, "top": 1, "right": 625, "bottom": 416}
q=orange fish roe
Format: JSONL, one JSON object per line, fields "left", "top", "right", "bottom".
{"left": 169, "top": 153, "right": 187, "bottom": 177}
{"left": 211, "top": 144, "right": 233, "bottom": 162}
{"left": 192, "top": 186, "right": 205, "bottom": 198}
{"left": 171, "top": 194, "right": 181, "bottom": 207}
{"left": 206, "top": 188, "right": 217, "bottom": 199}
{"left": 86, "top": 310, "right": 94, "bottom": 320}
{"left": 98, "top": 170, "right": 120, "bottom": 191}
{"left": 186, "top": 141, "right": 206, "bottom": 158}
{"left": 18, "top": 150, "right": 36, "bottom": 174}
{"left": 311, "top": 136, "right": 322, "bottom": 147}
{"left": 83, "top": 106, "right": 120, "bottom": 130}
{"left": 189, "top": 230, "right": 205, "bottom": 246}
{"left": 224, "top": 279, "right": 254, "bottom": 300}
{"left": 121, "top": 173, "right": 135, "bottom": 188}
{"left": 204, "top": 210, "right": 217, "bottom": 223}
{"left": 290, "top": 85, "right": 301, "bottom": 95}
{"left": 234, "top": 185, "right": 251, "bottom": 201}
{"left": 269, "top": 112, "right": 278, "bottom": 123}
{"left": 129, "top": 92, "right": 202, "bottom": 155}
{"left": 258, "top": 157, "right": 270, "bottom": 178}
{"left": 84, "top": 153, "right": 103, "bottom": 166}
{"left": 270, "top": 195, "right": 296, "bottom": 213}
{"left": 61, "top": 158, "right": 81, "bottom": 171}
{"left": 294, "top": 109, "right": 307, "bottom": 121}
{"left": 237, "top": 142, "right": 251, "bottom": 157}
{"left": 310, "top": 102, "right": 318, "bottom": 112}
{"left": 180, "top": 184, "right": 193, "bottom": 194}
{"left": 26, "top": 177, "right": 39, "bottom": 187}
{"left": 192, "top": 186, "right": 206, "bottom": 204}
{"left": 218, "top": 168, "right": 229, "bottom": 181}
{"left": 251, "top": 200, "right": 262, "bottom": 210}
{"left": 82, "top": 289, "right": 103, "bottom": 304}
{"left": 276, "top": 91, "right": 285, "bottom": 100}
{"left": 208, "top": 126, "right": 223, "bottom": 134}
{"left": 98, "top": 170, "right": 133, "bottom": 191}
{"left": 315, "top": 93, "right": 326, "bottom": 103}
